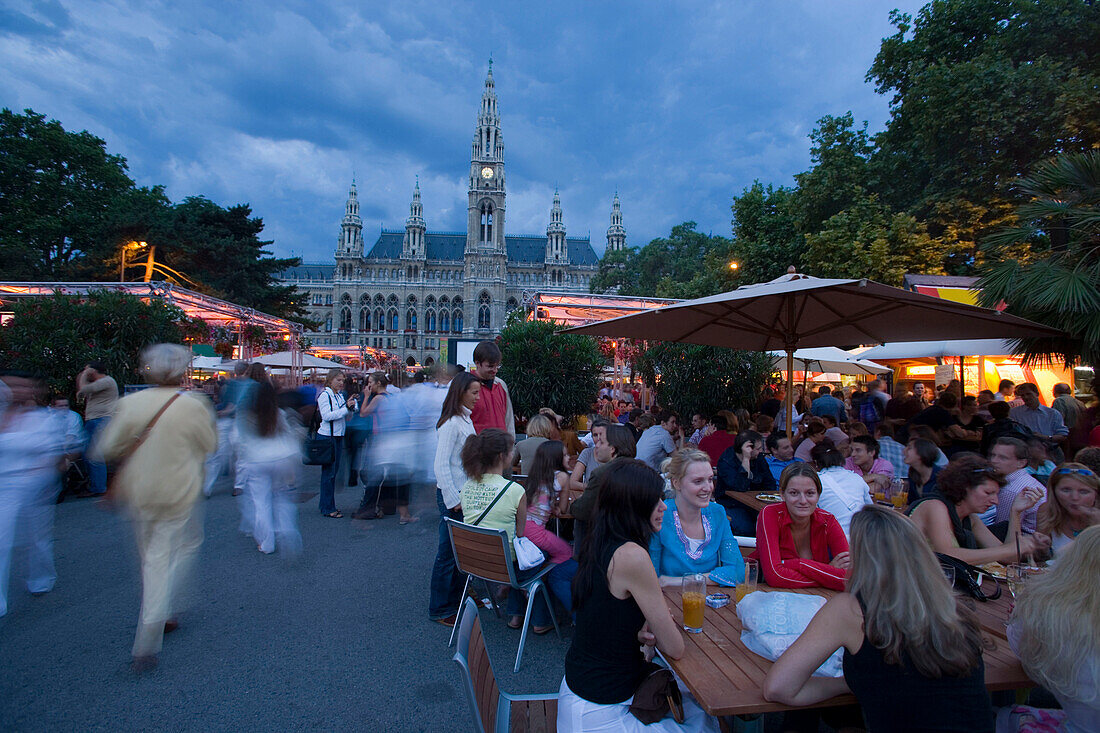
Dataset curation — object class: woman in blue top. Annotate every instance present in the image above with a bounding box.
[650,448,745,586]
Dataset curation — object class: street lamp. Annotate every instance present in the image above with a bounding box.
[119,241,148,281]
[729,261,739,271]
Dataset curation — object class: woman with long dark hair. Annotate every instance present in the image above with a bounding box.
[764,504,994,732]
[559,459,717,731]
[522,440,577,615]
[427,372,480,626]
[238,380,302,555]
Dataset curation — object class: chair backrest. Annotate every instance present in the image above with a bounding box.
[446,518,517,586]
[453,597,500,733]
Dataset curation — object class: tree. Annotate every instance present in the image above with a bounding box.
[977,150,1100,368]
[0,109,136,280]
[867,1,1100,221]
[801,196,950,285]
[0,290,189,397]
[729,181,803,284]
[590,222,736,299]
[496,318,606,422]
[792,113,875,235]
[636,343,774,418]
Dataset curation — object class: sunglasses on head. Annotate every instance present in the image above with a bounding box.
[1056,467,1096,477]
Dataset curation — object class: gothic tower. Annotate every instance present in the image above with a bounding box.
[401,179,426,280]
[465,60,508,335]
[545,189,567,288]
[606,192,626,253]
[335,180,363,282]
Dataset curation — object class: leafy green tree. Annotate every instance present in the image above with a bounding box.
[801,196,950,285]
[729,181,803,284]
[977,150,1100,368]
[497,319,606,422]
[0,109,136,280]
[793,113,875,235]
[0,290,189,397]
[867,1,1100,222]
[591,222,735,299]
[636,343,774,418]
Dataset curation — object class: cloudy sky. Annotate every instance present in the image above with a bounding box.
[1,0,923,264]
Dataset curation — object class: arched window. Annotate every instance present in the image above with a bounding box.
[406,356,417,367]
[339,307,352,330]
[480,201,494,243]
[440,310,450,333]
[406,308,417,330]
[426,309,436,332]
[506,297,518,314]
[425,357,435,366]
[324,315,333,332]
[453,309,463,332]
[389,309,399,331]
[359,308,370,331]
[374,308,384,331]
[477,292,491,330]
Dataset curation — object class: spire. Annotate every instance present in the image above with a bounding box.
[338,179,363,255]
[547,188,564,232]
[406,179,424,226]
[404,179,426,262]
[344,181,361,223]
[472,61,503,161]
[606,193,626,253]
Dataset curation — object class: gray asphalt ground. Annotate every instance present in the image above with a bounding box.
[0,466,569,732]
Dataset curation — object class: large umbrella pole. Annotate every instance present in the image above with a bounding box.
[785,348,795,440]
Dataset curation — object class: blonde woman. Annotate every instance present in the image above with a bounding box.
[1005,525,1100,732]
[516,413,556,475]
[764,504,994,732]
[649,448,744,586]
[1038,464,1100,557]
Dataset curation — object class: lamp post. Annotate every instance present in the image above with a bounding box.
[119,241,148,281]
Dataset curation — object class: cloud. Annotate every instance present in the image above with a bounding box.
[0,0,922,264]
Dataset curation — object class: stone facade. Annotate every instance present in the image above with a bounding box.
[280,63,627,367]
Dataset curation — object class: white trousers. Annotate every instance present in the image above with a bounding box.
[556,677,718,733]
[243,456,301,555]
[203,418,235,496]
[131,504,203,657]
[0,479,58,616]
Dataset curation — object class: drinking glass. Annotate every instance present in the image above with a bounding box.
[735,559,759,603]
[888,477,908,509]
[681,573,706,634]
[1006,563,1025,600]
[939,562,956,587]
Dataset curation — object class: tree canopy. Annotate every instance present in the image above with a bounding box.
[0,108,307,320]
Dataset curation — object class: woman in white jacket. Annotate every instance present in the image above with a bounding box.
[427,372,481,626]
[316,369,357,518]
[239,379,303,554]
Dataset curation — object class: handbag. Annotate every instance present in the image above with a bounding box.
[512,536,545,571]
[936,552,1002,602]
[106,392,182,499]
[302,393,337,466]
[628,665,684,725]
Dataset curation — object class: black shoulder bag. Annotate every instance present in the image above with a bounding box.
[302,392,337,466]
[936,552,1002,602]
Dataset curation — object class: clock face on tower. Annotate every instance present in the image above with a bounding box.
[480,166,494,179]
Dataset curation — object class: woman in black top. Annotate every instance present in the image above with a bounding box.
[715,430,775,535]
[764,504,995,732]
[559,459,717,732]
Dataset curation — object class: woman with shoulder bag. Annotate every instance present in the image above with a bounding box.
[316,369,357,518]
[559,459,717,732]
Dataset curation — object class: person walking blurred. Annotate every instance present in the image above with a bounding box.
[0,372,68,617]
[95,344,216,673]
[76,360,118,497]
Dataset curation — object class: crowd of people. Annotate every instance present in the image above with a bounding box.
[3,347,1099,730]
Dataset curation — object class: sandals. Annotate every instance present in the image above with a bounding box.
[507,616,522,629]
[399,515,419,525]
[324,511,343,518]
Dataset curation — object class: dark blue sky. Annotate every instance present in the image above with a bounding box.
[0,1,923,263]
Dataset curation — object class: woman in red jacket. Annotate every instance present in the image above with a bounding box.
[755,462,850,591]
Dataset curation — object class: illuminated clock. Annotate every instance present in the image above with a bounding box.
[480,166,494,179]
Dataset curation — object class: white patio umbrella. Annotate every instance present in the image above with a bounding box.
[857,339,1017,359]
[566,271,1062,438]
[769,346,891,376]
[190,355,230,371]
[250,351,348,370]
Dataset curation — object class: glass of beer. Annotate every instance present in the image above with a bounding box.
[735,559,759,603]
[889,477,908,509]
[681,573,706,634]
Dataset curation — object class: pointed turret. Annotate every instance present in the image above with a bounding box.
[402,178,427,267]
[606,192,626,253]
[545,189,567,288]
[337,180,363,256]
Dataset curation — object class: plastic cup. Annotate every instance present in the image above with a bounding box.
[681,573,706,633]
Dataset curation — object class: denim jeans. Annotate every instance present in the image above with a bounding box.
[83,416,110,495]
[428,490,464,620]
[318,437,342,514]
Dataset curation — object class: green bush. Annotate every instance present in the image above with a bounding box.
[497,319,606,423]
[0,290,188,398]
[636,343,774,418]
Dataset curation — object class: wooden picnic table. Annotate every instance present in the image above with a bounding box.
[661,579,1031,717]
[723,491,781,514]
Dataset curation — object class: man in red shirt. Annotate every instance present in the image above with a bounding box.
[699,414,737,467]
[468,341,514,437]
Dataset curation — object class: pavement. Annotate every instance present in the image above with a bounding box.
[0,467,570,732]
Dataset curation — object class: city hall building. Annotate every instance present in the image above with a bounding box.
[279,63,628,367]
